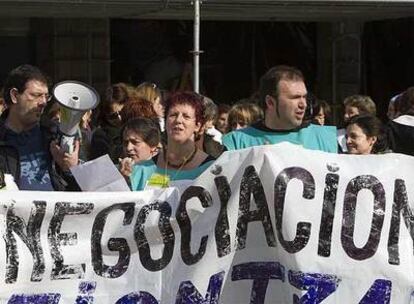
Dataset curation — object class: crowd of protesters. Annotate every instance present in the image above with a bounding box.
[0,63,413,191]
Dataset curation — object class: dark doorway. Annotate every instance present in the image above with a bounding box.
[0,36,34,87]
[111,19,317,104]
[363,18,414,120]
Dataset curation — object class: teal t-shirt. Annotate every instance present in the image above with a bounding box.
[222,122,338,153]
[130,156,215,191]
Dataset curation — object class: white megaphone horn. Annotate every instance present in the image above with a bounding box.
[53,81,100,153]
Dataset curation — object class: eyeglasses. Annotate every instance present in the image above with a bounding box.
[29,92,53,102]
[13,88,52,102]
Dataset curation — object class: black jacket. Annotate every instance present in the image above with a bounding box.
[89,124,123,164]
[388,116,414,156]
[203,134,226,158]
[0,110,79,191]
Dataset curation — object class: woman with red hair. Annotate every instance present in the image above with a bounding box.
[120,96,158,123]
[130,91,215,191]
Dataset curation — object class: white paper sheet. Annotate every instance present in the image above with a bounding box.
[70,154,131,191]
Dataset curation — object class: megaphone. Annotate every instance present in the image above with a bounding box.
[53,81,100,153]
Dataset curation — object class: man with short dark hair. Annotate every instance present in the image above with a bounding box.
[0,64,79,190]
[223,65,337,152]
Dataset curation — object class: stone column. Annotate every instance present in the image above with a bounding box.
[316,21,363,124]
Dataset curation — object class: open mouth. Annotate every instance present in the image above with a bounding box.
[295,111,305,119]
[172,127,184,132]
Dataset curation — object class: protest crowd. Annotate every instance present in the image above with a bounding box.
[2,63,414,303]
[0,63,412,191]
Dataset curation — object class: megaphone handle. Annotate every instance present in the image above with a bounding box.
[60,135,75,154]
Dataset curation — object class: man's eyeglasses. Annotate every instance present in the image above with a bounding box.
[13,88,53,102]
[28,92,53,102]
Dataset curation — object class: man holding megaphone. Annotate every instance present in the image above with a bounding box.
[0,64,80,191]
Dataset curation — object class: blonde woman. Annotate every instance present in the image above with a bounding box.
[135,82,165,131]
[227,102,263,131]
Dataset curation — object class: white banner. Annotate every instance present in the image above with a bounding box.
[1,142,414,303]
